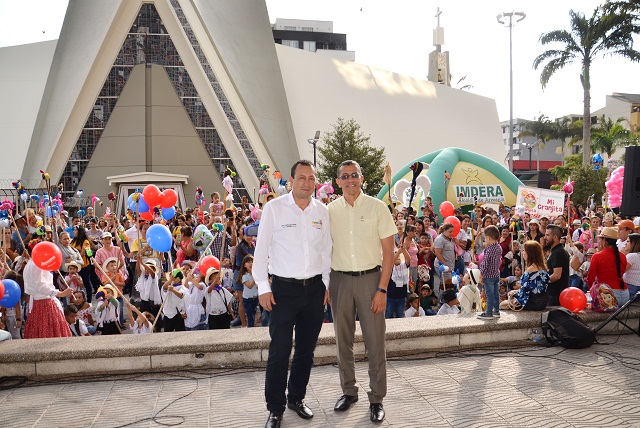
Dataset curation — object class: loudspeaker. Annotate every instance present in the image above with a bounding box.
[621,146,640,216]
[538,170,552,189]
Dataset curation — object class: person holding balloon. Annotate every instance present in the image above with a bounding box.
[1,271,24,339]
[23,242,73,339]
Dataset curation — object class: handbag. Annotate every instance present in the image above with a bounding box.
[507,289,523,311]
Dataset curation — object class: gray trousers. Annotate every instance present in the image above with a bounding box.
[329,270,386,403]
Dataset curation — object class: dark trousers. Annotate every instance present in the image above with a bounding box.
[265,277,325,414]
[208,313,231,330]
[79,266,94,302]
[163,313,186,332]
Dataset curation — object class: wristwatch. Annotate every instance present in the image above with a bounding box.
[376,287,387,294]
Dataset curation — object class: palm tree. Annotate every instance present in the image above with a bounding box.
[519,114,552,171]
[590,115,631,158]
[533,7,640,164]
[549,117,581,166]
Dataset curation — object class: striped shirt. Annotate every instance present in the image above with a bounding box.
[480,243,502,279]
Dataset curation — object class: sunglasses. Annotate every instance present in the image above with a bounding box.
[338,172,360,180]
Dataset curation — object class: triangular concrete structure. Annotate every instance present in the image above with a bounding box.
[77,64,224,201]
[21,0,298,203]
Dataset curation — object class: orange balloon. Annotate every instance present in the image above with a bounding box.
[162,189,178,207]
[200,255,220,273]
[444,215,461,237]
[559,287,587,313]
[32,241,63,271]
[439,201,455,218]
[142,184,161,207]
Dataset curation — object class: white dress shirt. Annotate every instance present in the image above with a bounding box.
[253,192,332,295]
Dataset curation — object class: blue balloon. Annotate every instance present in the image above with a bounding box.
[438,264,446,273]
[146,224,172,252]
[161,206,176,220]
[51,205,60,215]
[137,195,149,213]
[0,279,21,308]
[46,206,53,217]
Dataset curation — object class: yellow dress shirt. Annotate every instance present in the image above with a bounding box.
[328,192,397,271]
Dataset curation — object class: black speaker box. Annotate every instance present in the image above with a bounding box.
[538,171,552,189]
[621,146,640,216]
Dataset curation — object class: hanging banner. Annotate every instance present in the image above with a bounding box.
[517,186,565,219]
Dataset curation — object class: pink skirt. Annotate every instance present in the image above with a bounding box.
[24,299,72,339]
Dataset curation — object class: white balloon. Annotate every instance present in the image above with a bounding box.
[415,174,431,199]
[393,179,411,207]
[0,218,9,228]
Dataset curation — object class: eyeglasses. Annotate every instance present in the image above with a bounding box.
[338,172,360,180]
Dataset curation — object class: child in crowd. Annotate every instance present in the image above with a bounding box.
[125,300,154,334]
[499,283,508,302]
[64,304,91,337]
[1,270,24,339]
[477,225,502,320]
[387,244,410,319]
[72,290,96,335]
[501,265,522,290]
[64,261,85,294]
[184,265,208,331]
[209,192,224,217]
[404,293,425,317]
[237,254,258,327]
[419,285,437,316]
[437,289,460,315]
[458,269,483,314]
[161,269,188,332]
[135,257,162,314]
[580,248,596,283]
[205,266,234,329]
[102,257,126,326]
[95,284,120,335]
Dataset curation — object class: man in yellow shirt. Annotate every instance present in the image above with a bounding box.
[328,160,396,423]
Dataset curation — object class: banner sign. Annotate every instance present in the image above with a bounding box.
[454,184,506,204]
[517,186,565,219]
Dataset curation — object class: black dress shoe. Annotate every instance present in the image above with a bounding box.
[334,394,358,411]
[287,400,314,419]
[370,403,385,422]
[265,412,282,428]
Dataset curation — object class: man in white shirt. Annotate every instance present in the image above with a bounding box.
[254,160,332,428]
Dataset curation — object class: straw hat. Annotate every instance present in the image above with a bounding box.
[407,293,420,304]
[102,257,118,273]
[205,266,220,284]
[101,284,118,297]
[65,260,82,271]
[598,227,619,240]
[143,258,159,272]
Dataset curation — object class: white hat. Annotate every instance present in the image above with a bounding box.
[468,269,483,286]
[65,260,82,271]
[102,257,118,273]
[205,266,220,284]
[529,218,540,225]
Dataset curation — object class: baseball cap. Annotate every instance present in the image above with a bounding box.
[618,219,635,230]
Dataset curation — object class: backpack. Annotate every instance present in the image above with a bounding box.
[589,283,619,313]
[541,308,595,349]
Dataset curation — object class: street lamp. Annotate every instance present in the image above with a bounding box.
[524,141,539,171]
[308,130,320,166]
[497,11,526,173]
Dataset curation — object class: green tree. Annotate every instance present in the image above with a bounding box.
[549,154,608,205]
[533,6,640,164]
[317,118,386,196]
[548,117,581,165]
[519,114,553,171]
[590,115,630,157]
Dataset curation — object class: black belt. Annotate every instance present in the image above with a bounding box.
[335,266,381,276]
[272,274,322,286]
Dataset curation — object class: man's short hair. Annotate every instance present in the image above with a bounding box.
[546,224,563,240]
[337,160,361,177]
[484,225,500,240]
[290,159,314,178]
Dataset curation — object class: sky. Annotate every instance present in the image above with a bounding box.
[0,0,638,122]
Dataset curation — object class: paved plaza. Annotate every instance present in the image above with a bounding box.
[1,334,639,428]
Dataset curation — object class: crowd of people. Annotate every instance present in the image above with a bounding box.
[1,160,640,427]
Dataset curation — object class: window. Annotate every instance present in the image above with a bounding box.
[282,40,299,48]
[301,27,313,32]
[284,26,296,31]
[303,41,316,52]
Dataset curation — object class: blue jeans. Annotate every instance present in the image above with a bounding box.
[613,288,630,306]
[243,297,259,327]
[117,297,124,325]
[569,274,584,291]
[484,277,500,315]
[261,308,271,327]
[627,283,640,299]
[385,298,406,319]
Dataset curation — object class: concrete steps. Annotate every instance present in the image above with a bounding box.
[2,307,638,379]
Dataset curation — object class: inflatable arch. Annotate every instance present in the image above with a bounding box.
[377,148,523,220]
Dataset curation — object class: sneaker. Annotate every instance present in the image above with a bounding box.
[477,312,494,320]
[492,312,501,318]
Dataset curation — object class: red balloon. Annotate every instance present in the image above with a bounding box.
[32,241,63,271]
[162,189,178,208]
[439,201,455,218]
[444,215,461,237]
[559,287,587,313]
[0,280,4,301]
[142,184,161,207]
[200,255,220,273]
[140,210,154,221]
